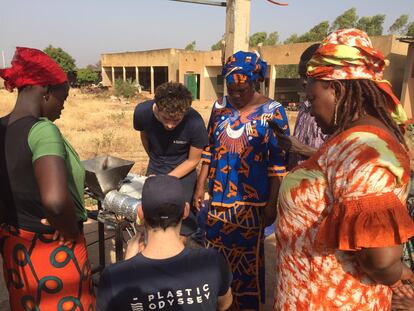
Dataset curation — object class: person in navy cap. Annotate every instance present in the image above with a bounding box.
[97,175,233,311]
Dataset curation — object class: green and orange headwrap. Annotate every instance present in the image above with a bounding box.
[307,28,408,126]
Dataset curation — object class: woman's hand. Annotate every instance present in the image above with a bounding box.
[272,130,317,158]
[273,131,293,152]
[193,186,206,211]
[391,264,414,299]
[392,294,414,310]
[40,218,77,247]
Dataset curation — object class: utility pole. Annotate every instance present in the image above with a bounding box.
[169,0,286,61]
[224,0,251,61]
[168,0,286,96]
[1,51,5,68]
[169,0,251,62]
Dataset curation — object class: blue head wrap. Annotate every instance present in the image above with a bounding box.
[222,51,267,84]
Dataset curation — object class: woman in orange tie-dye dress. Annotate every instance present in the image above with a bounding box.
[274,29,414,310]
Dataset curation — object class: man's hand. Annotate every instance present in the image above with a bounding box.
[125,232,145,260]
[40,218,76,247]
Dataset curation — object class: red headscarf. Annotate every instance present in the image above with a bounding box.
[0,47,67,92]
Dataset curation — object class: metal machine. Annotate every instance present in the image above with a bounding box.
[82,154,145,274]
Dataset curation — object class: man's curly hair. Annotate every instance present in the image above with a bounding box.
[154,82,192,116]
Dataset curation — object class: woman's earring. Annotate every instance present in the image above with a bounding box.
[333,103,338,127]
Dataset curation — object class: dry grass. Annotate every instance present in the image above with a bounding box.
[0,89,298,174]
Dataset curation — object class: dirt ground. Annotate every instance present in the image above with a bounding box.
[0,89,297,310]
[0,89,298,174]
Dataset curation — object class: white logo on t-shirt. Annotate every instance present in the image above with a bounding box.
[130,298,144,311]
[173,140,187,145]
[130,284,211,310]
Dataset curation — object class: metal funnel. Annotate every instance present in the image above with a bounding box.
[82,154,135,200]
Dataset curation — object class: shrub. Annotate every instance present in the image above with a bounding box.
[77,68,99,85]
[113,79,137,99]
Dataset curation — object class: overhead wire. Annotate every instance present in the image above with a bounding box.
[265,0,288,6]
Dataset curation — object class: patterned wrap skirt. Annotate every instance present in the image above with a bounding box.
[0,224,95,311]
[205,204,264,310]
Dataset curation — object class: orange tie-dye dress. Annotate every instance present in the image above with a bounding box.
[274,125,414,310]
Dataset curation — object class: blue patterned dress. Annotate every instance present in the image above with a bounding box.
[201,96,289,310]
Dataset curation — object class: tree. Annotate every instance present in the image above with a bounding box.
[356,14,386,36]
[86,61,101,72]
[284,34,299,44]
[77,68,99,85]
[184,41,196,51]
[249,32,267,47]
[249,31,279,47]
[356,17,371,34]
[331,8,358,31]
[276,65,299,78]
[211,35,225,51]
[282,22,329,44]
[211,40,223,51]
[43,45,76,73]
[265,32,279,45]
[299,21,330,42]
[407,22,414,36]
[389,14,409,34]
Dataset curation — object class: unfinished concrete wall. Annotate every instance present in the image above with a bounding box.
[401,42,414,119]
[101,49,181,93]
[178,50,222,101]
[101,35,408,101]
[386,37,409,98]
[258,35,407,101]
[101,67,112,85]
[204,66,223,100]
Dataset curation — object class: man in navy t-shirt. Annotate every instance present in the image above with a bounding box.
[97,175,233,311]
[133,82,209,238]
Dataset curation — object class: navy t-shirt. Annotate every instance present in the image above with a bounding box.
[96,248,232,311]
[133,100,208,176]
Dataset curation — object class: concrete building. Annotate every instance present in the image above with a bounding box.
[399,37,414,119]
[101,35,411,117]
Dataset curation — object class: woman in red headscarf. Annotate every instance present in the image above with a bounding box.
[0,47,95,310]
[273,29,414,310]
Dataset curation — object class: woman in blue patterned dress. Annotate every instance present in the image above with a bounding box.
[193,51,290,310]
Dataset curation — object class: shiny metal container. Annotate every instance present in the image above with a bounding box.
[102,190,141,222]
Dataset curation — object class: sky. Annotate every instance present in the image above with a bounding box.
[1,0,414,67]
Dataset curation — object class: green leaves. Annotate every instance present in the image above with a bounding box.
[77,68,99,85]
[185,41,196,51]
[249,31,279,47]
[43,45,76,74]
[389,15,409,35]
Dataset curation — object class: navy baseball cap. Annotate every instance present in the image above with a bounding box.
[142,175,185,221]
